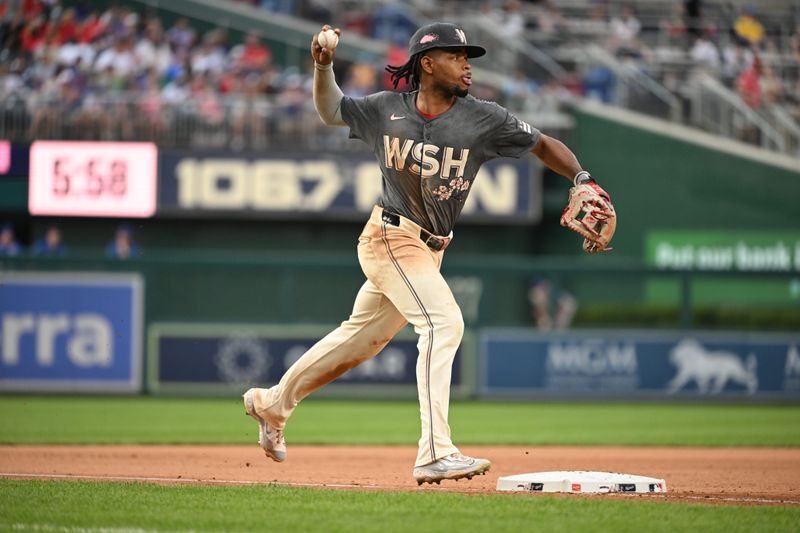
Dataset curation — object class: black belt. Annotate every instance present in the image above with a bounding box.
[381,211,451,252]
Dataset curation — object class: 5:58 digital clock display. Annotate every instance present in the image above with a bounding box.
[29,141,158,218]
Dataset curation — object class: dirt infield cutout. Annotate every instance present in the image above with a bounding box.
[2,445,799,506]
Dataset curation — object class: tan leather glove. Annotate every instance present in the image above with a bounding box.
[560,179,616,253]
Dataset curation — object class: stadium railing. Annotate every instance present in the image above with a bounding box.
[0,90,574,150]
[689,71,797,156]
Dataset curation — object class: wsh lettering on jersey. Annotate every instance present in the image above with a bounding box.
[383,136,470,179]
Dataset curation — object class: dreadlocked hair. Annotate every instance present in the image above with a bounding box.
[385,53,422,91]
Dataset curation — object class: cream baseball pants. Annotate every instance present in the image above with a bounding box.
[250,205,463,466]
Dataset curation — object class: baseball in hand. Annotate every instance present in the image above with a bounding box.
[318,29,339,50]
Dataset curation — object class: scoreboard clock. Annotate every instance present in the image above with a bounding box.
[29,141,157,217]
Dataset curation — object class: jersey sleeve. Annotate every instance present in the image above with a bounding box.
[484,108,541,160]
[340,92,386,146]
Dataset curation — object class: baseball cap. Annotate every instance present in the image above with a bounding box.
[408,22,486,59]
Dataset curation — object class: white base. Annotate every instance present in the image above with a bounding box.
[496,471,667,494]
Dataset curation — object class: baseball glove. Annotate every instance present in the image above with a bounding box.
[560,181,616,253]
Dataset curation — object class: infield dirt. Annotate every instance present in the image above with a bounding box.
[1,445,799,506]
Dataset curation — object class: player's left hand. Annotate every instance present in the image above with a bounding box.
[311,25,341,65]
[560,181,616,253]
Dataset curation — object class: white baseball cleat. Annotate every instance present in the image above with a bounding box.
[243,388,286,462]
[413,453,491,485]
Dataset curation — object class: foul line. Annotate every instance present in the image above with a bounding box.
[0,472,390,490]
[640,493,800,506]
[2,472,799,506]
[2,523,192,533]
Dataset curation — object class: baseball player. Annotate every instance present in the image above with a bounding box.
[244,22,616,485]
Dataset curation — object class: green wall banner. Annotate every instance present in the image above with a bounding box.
[645,230,800,306]
[647,231,800,272]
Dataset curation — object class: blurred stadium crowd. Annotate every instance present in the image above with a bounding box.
[0,0,323,151]
[0,0,798,151]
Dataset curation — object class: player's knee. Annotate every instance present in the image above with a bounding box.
[455,313,465,338]
[439,312,464,341]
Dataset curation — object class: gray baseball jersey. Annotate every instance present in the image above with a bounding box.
[341,91,541,236]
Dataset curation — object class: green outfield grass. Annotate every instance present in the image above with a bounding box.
[1,480,798,533]
[2,398,799,532]
[1,396,799,446]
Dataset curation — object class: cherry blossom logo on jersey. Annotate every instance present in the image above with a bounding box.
[431,177,471,202]
[420,33,439,44]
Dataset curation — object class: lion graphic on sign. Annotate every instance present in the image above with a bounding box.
[667,339,758,395]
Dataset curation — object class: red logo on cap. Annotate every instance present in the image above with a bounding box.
[420,34,439,44]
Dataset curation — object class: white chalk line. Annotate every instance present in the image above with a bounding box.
[0,472,389,490]
[2,523,194,533]
[2,472,799,506]
[641,493,800,506]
